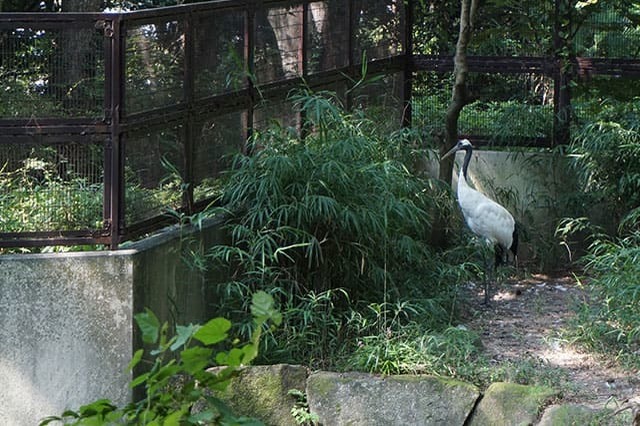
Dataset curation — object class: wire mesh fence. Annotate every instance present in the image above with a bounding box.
[412,71,555,147]
[124,18,185,115]
[574,6,640,59]
[0,1,406,248]
[0,0,638,249]
[192,111,246,206]
[193,10,247,98]
[0,140,104,233]
[411,0,640,149]
[0,21,105,119]
[307,1,350,73]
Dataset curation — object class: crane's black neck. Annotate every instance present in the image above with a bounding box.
[461,145,472,181]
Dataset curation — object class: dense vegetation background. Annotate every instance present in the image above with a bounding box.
[3,0,639,424]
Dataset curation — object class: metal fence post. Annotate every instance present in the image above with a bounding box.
[553,0,573,146]
[403,0,414,129]
[243,1,256,154]
[346,0,355,110]
[183,11,195,214]
[107,14,125,249]
[299,1,309,140]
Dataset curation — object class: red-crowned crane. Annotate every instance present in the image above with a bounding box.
[442,139,518,304]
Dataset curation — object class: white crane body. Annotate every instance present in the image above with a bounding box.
[457,176,515,254]
[442,139,518,303]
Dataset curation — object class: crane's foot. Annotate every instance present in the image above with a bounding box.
[482,280,492,305]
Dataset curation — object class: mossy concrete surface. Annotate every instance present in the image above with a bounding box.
[469,382,558,426]
[538,404,634,426]
[208,366,634,426]
[211,364,308,426]
[0,250,135,425]
[306,371,480,426]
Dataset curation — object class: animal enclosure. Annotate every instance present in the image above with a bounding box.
[0,0,638,249]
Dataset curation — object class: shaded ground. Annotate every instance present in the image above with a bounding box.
[459,273,640,410]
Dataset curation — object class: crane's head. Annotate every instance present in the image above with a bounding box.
[441,139,473,161]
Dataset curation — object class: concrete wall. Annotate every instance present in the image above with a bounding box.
[431,150,578,268]
[0,219,225,425]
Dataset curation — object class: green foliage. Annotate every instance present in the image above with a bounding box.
[348,323,483,378]
[412,94,553,147]
[568,96,640,228]
[213,89,441,300]
[288,389,319,426]
[191,89,478,371]
[40,291,281,426]
[567,233,640,365]
[560,96,640,369]
[414,0,640,59]
[481,355,570,390]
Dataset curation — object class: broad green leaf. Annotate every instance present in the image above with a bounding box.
[153,361,180,383]
[127,349,144,372]
[135,309,160,344]
[76,416,107,426]
[61,410,79,417]
[78,399,116,416]
[188,409,215,423]
[193,317,231,345]
[215,344,256,367]
[250,291,282,325]
[129,372,150,389]
[170,324,199,351]
[180,346,213,375]
[162,406,187,426]
[38,416,64,426]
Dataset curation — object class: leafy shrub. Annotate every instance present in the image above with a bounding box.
[560,97,640,367]
[0,156,103,233]
[199,89,476,370]
[568,96,640,228]
[570,231,640,361]
[412,90,553,146]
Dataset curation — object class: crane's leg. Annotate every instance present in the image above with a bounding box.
[482,243,494,305]
[483,255,493,305]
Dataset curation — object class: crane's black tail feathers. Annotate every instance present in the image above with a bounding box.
[495,223,519,269]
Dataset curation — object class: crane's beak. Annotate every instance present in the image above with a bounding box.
[441,145,459,161]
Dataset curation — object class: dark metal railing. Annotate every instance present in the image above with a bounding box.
[0,0,407,249]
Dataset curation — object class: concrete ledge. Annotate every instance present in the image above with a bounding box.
[0,217,225,425]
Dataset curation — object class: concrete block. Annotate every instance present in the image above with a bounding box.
[0,251,134,424]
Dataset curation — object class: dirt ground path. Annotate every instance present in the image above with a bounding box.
[459,273,640,410]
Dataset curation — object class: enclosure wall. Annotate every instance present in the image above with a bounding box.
[0,218,225,425]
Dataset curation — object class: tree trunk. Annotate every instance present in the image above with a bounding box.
[267,5,304,78]
[309,0,348,71]
[439,0,477,182]
[431,0,478,248]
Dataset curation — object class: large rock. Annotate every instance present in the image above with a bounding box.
[211,364,308,426]
[469,382,558,426]
[538,404,634,426]
[306,371,480,425]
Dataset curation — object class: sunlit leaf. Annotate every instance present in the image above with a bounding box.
[135,309,160,345]
[181,346,213,375]
[193,317,231,345]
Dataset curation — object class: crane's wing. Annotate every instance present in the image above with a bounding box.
[458,186,515,249]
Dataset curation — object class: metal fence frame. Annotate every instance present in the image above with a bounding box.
[0,0,408,249]
[1,0,639,249]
